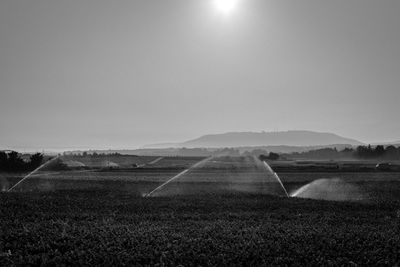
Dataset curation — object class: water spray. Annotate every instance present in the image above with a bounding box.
[262,161,289,197]
[148,157,163,165]
[290,183,311,197]
[7,155,60,192]
[289,178,366,201]
[144,157,211,197]
[136,157,164,168]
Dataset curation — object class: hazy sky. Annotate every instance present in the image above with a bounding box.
[1,0,400,151]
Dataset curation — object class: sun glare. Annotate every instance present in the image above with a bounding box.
[214,0,238,15]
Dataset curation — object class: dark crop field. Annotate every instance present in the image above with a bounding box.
[1,156,400,266]
[1,191,399,266]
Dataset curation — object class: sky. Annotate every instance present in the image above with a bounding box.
[1,0,400,151]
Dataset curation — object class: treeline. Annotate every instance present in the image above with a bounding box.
[286,145,400,160]
[355,145,400,159]
[259,152,280,161]
[0,151,44,172]
[66,151,126,157]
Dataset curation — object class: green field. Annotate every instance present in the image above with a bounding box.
[1,156,400,265]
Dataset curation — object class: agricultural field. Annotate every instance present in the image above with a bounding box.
[270,159,400,172]
[60,155,203,170]
[1,191,399,266]
[1,155,400,265]
[0,156,205,194]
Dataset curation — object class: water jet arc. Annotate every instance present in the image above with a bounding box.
[148,157,163,165]
[145,157,210,197]
[262,161,289,197]
[290,183,311,197]
[7,156,60,192]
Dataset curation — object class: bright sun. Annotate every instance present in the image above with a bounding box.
[214,0,239,15]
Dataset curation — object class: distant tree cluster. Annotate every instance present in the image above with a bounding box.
[259,152,280,161]
[0,151,44,172]
[287,147,353,160]
[67,151,125,157]
[285,145,400,160]
[355,145,400,159]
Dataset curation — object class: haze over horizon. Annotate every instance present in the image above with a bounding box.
[1,0,400,151]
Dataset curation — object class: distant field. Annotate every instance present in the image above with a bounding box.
[1,156,286,197]
[62,155,158,168]
[270,159,400,172]
[145,156,205,169]
[279,171,400,183]
[1,156,400,201]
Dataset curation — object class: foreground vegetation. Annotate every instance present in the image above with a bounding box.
[0,191,399,266]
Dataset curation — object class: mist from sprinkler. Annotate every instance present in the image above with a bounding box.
[7,155,60,192]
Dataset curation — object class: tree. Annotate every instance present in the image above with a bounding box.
[259,152,280,161]
[7,151,25,171]
[356,145,373,158]
[0,151,7,170]
[385,145,398,159]
[30,153,43,169]
[268,152,280,160]
[341,147,354,153]
[374,145,385,157]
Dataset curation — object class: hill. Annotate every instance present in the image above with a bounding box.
[174,130,363,148]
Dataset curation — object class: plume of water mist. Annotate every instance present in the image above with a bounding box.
[63,160,86,168]
[144,157,211,197]
[7,155,60,192]
[0,177,10,192]
[262,161,289,197]
[102,160,120,169]
[290,178,365,201]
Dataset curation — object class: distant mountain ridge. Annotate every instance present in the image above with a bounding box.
[144,130,363,148]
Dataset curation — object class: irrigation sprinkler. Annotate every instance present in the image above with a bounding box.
[144,157,211,197]
[7,156,60,192]
[262,161,290,197]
